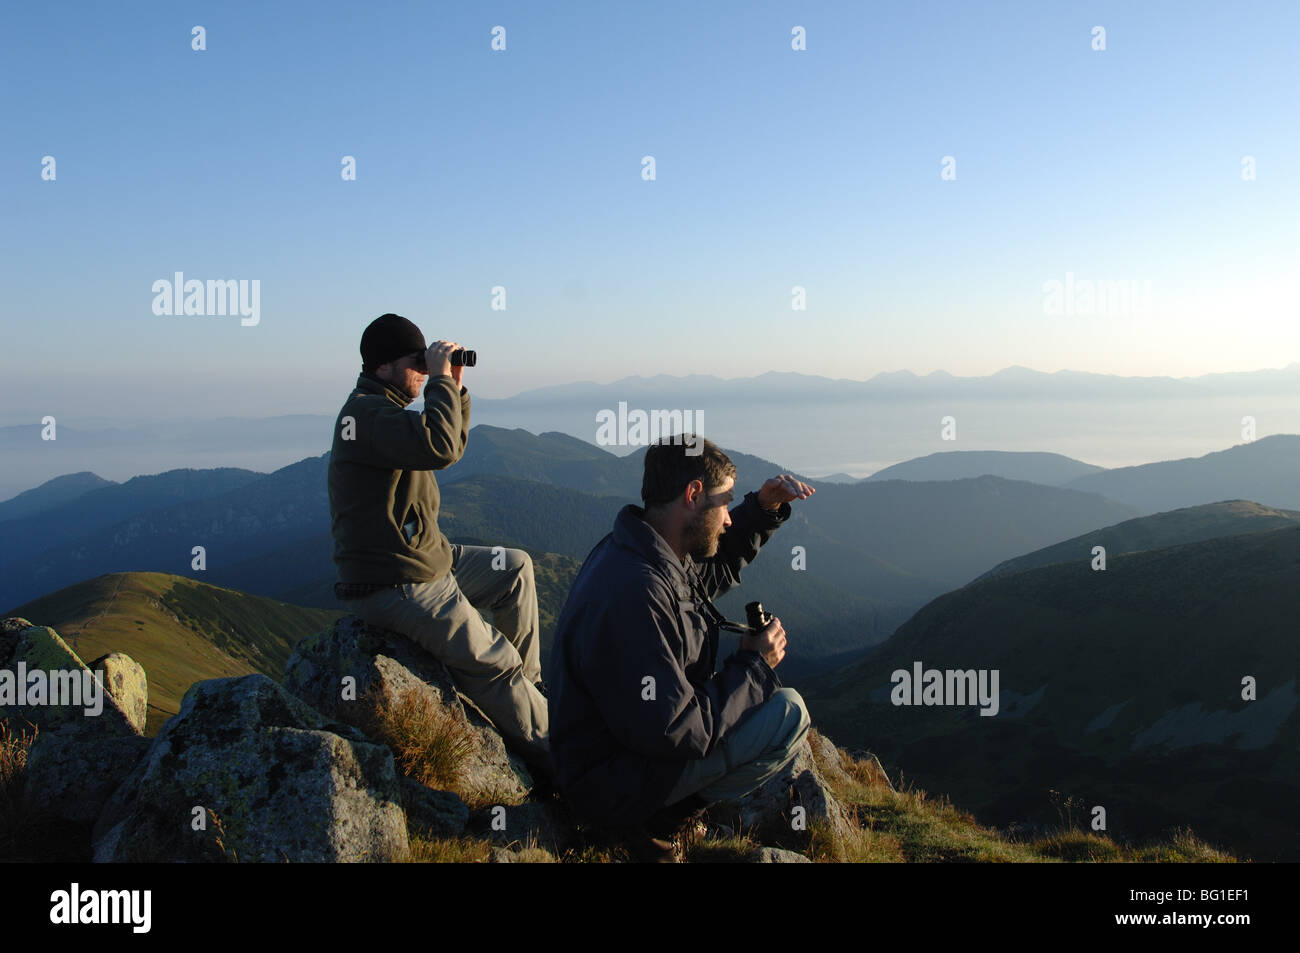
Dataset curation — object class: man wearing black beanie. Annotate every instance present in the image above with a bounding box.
[327,313,551,786]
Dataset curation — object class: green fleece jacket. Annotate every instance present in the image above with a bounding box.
[328,370,470,584]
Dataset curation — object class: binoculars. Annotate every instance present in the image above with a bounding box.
[414,347,477,370]
[745,601,774,631]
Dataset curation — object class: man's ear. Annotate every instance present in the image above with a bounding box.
[683,479,705,508]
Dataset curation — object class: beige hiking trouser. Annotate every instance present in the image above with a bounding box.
[345,543,550,778]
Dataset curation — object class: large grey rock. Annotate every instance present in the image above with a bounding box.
[92,674,409,863]
[283,615,532,804]
[709,737,854,847]
[24,731,151,824]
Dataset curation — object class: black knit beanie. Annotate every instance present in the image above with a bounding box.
[360,313,426,372]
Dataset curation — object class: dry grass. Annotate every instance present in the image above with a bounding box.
[405,830,557,863]
[358,685,477,796]
[0,718,36,857]
[406,832,493,862]
[811,734,1238,864]
[1032,825,1234,863]
[0,718,32,799]
[0,718,88,861]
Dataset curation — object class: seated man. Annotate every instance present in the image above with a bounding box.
[548,435,816,860]
[328,312,551,785]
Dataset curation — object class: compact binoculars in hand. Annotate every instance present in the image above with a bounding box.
[746,601,774,631]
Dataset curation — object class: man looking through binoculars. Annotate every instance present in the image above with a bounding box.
[327,312,551,787]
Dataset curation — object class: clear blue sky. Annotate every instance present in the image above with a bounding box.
[2,0,1296,421]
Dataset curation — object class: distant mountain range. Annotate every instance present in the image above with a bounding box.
[5,363,1297,500]
[3,427,1299,678]
[478,362,1300,404]
[0,430,1145,672]
[820,437,1300,513]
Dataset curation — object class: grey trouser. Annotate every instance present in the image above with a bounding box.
[344,543,550,776]
[664,687,811,805]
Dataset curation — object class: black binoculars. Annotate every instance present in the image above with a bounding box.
[414,347,477,370]
[746,601,774,631]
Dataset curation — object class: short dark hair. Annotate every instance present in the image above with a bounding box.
[641,436,736,507]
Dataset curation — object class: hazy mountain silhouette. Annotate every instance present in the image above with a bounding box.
[865,450,1104,486]
[1063,434,1300,512]
[977,500,1300,580]
[0,471,114,522]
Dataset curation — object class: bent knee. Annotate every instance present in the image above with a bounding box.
[771,687,811,741]
[501,547,533,579]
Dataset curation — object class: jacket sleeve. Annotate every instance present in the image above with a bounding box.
[362,376,471,471]
[579,575,780,760]
[692,490,791,601]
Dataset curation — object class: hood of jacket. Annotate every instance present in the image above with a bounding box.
[608,503,695,601]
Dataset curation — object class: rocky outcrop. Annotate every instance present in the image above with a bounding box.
[3,614,879,864]
[710,736,855,847]
[92,674,409,863]
[400,777,469,838]
[0,620,141,735]
[282,615,533,803]
[2,618,151,825]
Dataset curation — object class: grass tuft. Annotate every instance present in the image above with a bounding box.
[358,685,477,797]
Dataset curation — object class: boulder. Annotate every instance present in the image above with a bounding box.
[709,737,854,847]
[87,653,149,735]
[92,674,408,863]
[747,846,811,863]
[283,615,533,804]
[400,778,469,838]
[24,731,151,825]
[0,621,139,736]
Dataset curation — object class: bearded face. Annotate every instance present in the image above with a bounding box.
[682,492,730,559]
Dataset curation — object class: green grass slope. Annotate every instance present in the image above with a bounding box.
[6,572,340,734]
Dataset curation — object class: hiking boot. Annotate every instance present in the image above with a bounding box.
[644,794,710,839]
[624,828,682,863]
[640,794,711,861]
